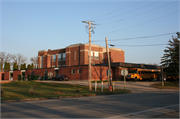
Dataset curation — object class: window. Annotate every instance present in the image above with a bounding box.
[94,51,99,59]
[53,55,56,62]
[63,53,66,61]
[58,54,61,61]
[71,69,75,74]
[62,64,65,67]
[41,56,43,68]
[31,71,35,75]
[78,69,81,74]
[58,62,61,67]
[91,51,93,59]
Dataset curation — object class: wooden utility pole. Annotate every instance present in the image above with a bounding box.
[162,67,164,86]
[105,37,112,91]
[88,21,92,91]
[82,20,98,91]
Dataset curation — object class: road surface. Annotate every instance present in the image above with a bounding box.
[1,81,179,118]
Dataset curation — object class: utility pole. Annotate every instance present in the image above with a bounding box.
[82,20,97,91]
[105,37,112,91]
[162,67,164,86]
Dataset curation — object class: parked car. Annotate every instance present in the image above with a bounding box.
[52,75,69,81]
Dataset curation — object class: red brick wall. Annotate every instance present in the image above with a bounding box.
[58,66,88,80]
[4,71,10,80]
[91,66,109,81]
[110,49,124,63]
[26,68,55,77]
[13,70,21,81]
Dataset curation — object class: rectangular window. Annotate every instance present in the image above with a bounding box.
[53,55,56,62]
[63,53,66,61]
[44,70,48,76]
[41,56,43,68]
[62,64,65,67]
[94,51,99,59]
[71,69,75,74]
[91,51,93,59]
[58,54,61,61]
[31,71,34,75]
[78,69,81,74]
[58,62,61,67]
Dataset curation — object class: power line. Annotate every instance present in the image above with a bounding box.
[110,43,167,47]
[92,32,176,42]
[100,1,176,25]
[95,10,179,36]
[91,0,146,20]
[96,0,161,22]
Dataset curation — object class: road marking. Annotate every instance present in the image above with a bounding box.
[109,104,179,119]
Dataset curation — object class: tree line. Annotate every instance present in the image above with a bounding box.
[0,53,38,71]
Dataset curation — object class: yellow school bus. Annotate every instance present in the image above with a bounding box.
[126,68,160,81]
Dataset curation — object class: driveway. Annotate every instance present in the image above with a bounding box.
[37,80,178,93]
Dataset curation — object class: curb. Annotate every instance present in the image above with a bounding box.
[1,92,129,103]
[1,94,98,103]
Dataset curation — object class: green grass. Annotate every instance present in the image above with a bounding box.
[1,81,131,101]
[91,80,109,83]
[150,81,179,89]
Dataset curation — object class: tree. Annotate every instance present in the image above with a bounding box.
[11,53,27,70]
[160,36,179,84]
[27,64,31,69]
[0,63,2,70]
[31,63,34,69]
[4,62,10,71]
[0,52,11,70]
[13,63,18,70]
[30,56,38,69]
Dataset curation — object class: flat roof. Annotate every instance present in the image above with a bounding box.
[98,62,161,69]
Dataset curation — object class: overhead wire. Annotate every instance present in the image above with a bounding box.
[109,43,167,47]
[95,10,179,36]
[96,0,161,22]
[91,0,146,20]
[92,32,176,42]
[100,1,176,25]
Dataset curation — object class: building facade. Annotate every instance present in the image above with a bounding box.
[1,43,125,81]
[38,43,124,68]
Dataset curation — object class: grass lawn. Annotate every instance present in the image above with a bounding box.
[1,81,131,101]
[150,81,179,89]
[91,80,109,83]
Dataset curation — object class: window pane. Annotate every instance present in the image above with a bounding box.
[53,55,56,62]
[94,51,99,59]
[63,53,66,61]
[58,54,61,61]
[91,51,93,59]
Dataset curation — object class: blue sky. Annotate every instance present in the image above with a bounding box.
[1,0,179,65]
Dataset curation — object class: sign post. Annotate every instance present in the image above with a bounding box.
[101,78,103,92]
[121,69,128,90]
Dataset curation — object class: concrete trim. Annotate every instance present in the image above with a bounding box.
[38,50,47,53]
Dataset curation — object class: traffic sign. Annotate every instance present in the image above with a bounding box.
[121,69,128,76]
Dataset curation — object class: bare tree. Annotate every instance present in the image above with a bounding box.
[11,53,28,69]
[0,52,12,70]
[30,56,38,68]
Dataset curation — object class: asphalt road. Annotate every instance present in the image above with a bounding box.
[1,81,179,118]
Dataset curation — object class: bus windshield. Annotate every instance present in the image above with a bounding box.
[129,70,137,73]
